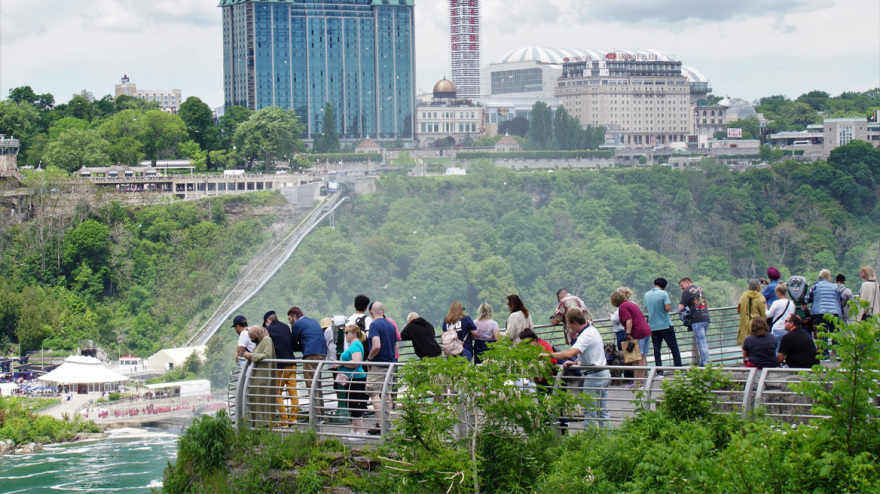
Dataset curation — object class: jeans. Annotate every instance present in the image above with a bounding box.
[651,327,683,367]
[691,322,711,365]
[583,369,611,428]
[771,329,786,354]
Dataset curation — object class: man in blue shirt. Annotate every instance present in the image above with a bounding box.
[288,307,328,421]
[645,278,682,370]
[365,301,398,434]
[762,267,781,309]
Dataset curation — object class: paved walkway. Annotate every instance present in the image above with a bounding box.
[42,393,91,419]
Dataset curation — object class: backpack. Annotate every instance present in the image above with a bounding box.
[354,315,367,333]
[441,321,464,356]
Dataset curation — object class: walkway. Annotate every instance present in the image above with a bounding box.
[42,393,92,420]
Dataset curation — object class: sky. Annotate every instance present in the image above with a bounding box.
[1,0,878,110]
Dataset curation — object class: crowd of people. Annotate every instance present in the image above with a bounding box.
[234,269,875,434]
[84,401,198,420]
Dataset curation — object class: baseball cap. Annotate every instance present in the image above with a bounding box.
[232,315,247,327]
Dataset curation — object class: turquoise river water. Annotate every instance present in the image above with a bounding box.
[0,428,178,493]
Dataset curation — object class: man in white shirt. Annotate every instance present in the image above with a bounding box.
[345,294,373,351]
[233,315,255,365]
[544,308,611,428]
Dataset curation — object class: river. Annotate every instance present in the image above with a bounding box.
[0,428,178,493]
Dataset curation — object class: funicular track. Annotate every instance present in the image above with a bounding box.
[187,193,348,347]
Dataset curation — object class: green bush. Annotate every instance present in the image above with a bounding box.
[108,392,120,402]
[164,409,234,493]
[658,364,738,421]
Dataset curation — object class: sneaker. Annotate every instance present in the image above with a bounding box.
[367,428,381,436]
[362,411,376,418]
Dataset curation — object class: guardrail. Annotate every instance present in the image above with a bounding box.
[228,358,836,443]
[227,305,868,442]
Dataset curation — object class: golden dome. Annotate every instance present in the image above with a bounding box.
[433,77,457,99]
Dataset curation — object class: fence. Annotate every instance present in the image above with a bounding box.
[225,306,843,443]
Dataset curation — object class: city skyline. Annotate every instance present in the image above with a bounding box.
[1,0,878,111]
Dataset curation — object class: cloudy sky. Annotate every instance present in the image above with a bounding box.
[1,0,877,110]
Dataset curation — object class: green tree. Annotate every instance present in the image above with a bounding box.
[47,117,89,141]
[796,90,831,111]
[233,106,305,172]
[312,102,340,153]
[65,94,93,122]
[217,105,252,150]
[16,287,46,352]
[178,96,214,150]
[42,128,111,173]
[62,219,111,273]
[498,115,529,137]
[525,101,553,149]
[139,110,187,165]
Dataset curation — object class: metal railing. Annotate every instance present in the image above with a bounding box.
[227,306,860,442]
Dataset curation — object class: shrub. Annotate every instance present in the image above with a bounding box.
[658,364,738,421]
[164,409,234,493]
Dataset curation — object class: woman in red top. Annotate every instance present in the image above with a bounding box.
[611,287,650,380]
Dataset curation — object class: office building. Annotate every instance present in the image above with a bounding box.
[415,78,483,146]
[114,75,182,112]
[450,0,480,99]
[219,0,416,142]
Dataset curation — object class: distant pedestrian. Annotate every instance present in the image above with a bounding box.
[762,267,782,309]
[858,265,880,321]
[441,301,479,362]
[737,280,767,346]
[836,274,853,324]
[777,315,819,369]
[742,318,778,369]
[678,278,711,365]
[288,307,327,420]
[644,278,682,370]
[263,311,298,424]
[474,303,499,343]
[611,287,650,381]
[400,312,442,359]
[766,283,795,353]
[365,302,398,435]
[232,315,255,365]
[502,295,533,345]
[550,289,587,345]
[243,325,276,428]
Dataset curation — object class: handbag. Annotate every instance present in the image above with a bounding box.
[334,372,350,385]
[622,338,642,364]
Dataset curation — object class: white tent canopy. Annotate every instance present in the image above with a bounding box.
[39,356,128,393]
[0,382,18,396]
[145,379,211,397]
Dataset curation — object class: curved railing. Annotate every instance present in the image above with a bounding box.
[226,305,855,442]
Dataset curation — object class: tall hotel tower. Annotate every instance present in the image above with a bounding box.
[449,0,480,99]
[219,0,416,141]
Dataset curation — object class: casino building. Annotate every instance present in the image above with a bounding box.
[219,0,416,142]
[481,47,713,147]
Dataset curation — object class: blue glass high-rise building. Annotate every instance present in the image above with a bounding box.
[219,0,416,141]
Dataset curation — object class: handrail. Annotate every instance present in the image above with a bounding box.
[230,355,863,442]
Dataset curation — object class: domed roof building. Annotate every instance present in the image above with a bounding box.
[433,77,457,100]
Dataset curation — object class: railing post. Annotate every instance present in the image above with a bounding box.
[643,367,659,410]
[236,360,253,430]
[307,360,325,430]
[379,363,395,437]
[741,367,758,420]
[753,368,771,414]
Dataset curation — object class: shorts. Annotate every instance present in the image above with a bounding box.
[366,368,386,394]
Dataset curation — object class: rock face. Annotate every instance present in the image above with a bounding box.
[0,439,14,456]
[16,442,43,454]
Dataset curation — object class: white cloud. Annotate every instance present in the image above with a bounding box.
[83,0,144,33]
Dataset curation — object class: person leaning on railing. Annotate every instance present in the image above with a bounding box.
[541,308,611,429]
[337,324,369,439]
[242,325,276,428]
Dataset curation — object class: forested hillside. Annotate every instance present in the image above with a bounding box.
[242,140,880,328]
[0,186,288,357]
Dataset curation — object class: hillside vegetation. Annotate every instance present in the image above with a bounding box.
[0,186,288,357]
[243,140,880,327]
